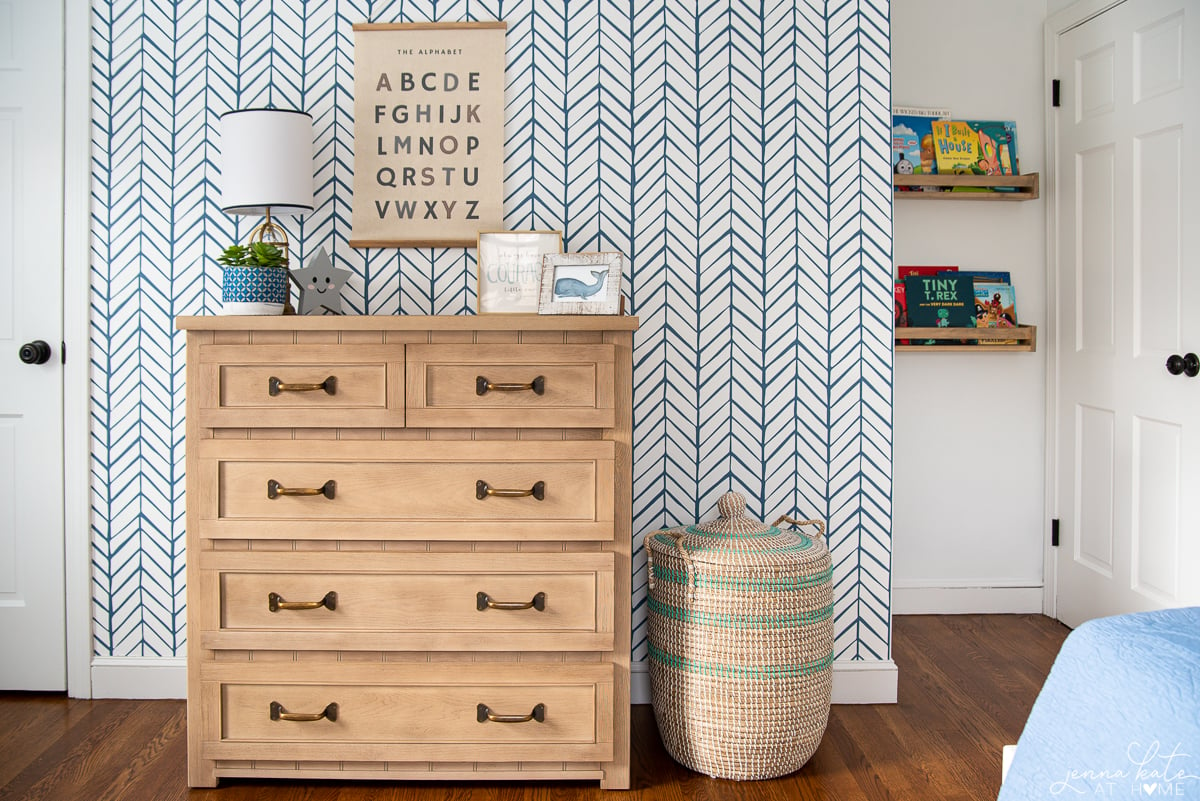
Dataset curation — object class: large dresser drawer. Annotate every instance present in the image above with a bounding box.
[202,663,615,763]
[194,344,405,428]
[406,344,616,428]
[196,440,616,541]
[200,552,615,652]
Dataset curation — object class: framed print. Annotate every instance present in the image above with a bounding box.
[538,252,624,315]
[349,22,507,247]
[476,230,562,313]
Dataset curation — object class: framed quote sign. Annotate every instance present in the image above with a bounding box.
[476,230,562,314]
[350,22,507,248]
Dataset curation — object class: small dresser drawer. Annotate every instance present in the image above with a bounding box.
[194,344,405,428]
[196,440,616,541]
[201,552,615,652]
[406,344,615,428]
[204,663,615,763]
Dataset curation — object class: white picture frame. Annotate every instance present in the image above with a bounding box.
[476,230,563,314]
[538,252,624,315]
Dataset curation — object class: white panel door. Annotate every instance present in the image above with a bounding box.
[1054,0,1200,627]
[0,0,66,689]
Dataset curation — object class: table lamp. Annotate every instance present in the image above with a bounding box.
[218,108,314,266]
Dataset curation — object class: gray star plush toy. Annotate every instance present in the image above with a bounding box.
[291,247,351,315]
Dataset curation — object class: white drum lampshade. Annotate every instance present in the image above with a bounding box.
[219,108,314,217]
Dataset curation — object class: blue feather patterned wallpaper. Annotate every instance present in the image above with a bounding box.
[89,1,893,664]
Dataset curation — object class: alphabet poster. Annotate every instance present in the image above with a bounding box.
[350,22,507,247]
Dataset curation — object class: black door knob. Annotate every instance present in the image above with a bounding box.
[18,340,52,365]
[1166,352,1199,378]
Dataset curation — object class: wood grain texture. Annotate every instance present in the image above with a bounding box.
[0,615,1069,801]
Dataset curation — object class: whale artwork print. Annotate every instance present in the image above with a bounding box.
[538,252,624,314]
[553,269,608,300]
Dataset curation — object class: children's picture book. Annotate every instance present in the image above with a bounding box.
[973,282,1018,345]
[964,120,1019,175]
[931,120,982,175]
[904,274,976,343]
[898,265,957,279]
[891,123,921,177]
[892,107,950,179]
[942,269,1011,286]
[894,281,909,344]
[900,268,964,340]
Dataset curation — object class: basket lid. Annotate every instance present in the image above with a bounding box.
[654,491,826,554]
[645,491,829,582]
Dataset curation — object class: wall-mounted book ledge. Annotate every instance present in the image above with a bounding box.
[895,325,1037,352]
[894,173,1039,200]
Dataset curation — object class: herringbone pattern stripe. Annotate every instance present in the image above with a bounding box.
[89,0,892,667]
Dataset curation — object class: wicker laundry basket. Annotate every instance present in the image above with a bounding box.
[645,491,833,780]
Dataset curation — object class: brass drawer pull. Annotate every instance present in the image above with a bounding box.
[267,479,336,500]
[476,480,545,501]
[270,701,338,722]
[477,591,546,612]
[269,591,337,613]
[269,375,337,396]
[477,702,545,724]
[475,375,545,396]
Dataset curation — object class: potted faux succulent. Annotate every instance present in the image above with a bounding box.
[217,241,290,315]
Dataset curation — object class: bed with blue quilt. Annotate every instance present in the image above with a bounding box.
[998,607,1200,800]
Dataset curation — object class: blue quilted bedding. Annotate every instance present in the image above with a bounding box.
[998,607,1200,800]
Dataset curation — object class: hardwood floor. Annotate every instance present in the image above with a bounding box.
[0,615,1068,801]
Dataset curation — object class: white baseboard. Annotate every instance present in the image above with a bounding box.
[830,659,898,703]
[632,658,897,705]
[893,582,1044,615]
[90,657,186,699]
[95,657,897,704]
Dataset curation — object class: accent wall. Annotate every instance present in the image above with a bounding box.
[89,1,893,676]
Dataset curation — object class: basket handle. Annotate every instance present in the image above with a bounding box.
[661,530,698,605]
[645,542,655,591]
[644,529,698,603]
[773,515,826,539]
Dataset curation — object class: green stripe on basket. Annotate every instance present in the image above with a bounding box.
[684,525,783,539]
[647,597,834,629]
[650,564,833,591]
[647,642,834,679]
[653,531,815,553]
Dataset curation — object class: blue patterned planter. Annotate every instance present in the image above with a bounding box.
[220,265,288,315]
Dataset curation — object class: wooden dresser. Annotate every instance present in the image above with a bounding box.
[177,315,637,789]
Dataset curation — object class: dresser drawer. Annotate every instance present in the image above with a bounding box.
[202,663,615,763]
[194,344,405,428]
[406,344,615,428]
[196,440,616,541]
[200,552,615,652]
[221,460,596,520]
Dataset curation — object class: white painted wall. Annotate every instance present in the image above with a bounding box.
[891,0,1049,614]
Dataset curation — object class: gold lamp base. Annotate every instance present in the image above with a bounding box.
[246,207,292,266]
[246,207,300,314]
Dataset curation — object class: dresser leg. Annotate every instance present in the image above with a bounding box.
[187,687,218,787]
[188,760,218,789]
[601,763,631,790]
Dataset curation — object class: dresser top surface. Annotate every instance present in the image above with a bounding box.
[176,314,640,333]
